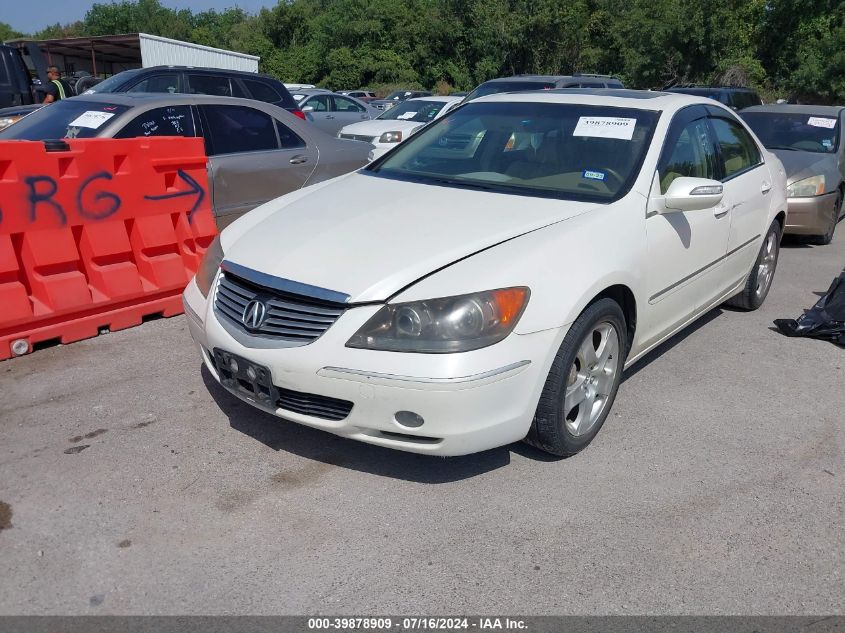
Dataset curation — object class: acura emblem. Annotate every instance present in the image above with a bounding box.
[242,300,267,329]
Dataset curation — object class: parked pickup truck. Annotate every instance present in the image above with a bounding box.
[0,45,35,108]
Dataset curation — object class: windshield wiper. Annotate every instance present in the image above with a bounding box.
[427,177,501,192]
[765,145,798,151]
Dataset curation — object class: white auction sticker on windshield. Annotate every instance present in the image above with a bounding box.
[573,116,637,140]
[807,116,837,129]
[68,111,115,129]
[397,111,417,120]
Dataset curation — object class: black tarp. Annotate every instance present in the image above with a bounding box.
[774,271,845,346]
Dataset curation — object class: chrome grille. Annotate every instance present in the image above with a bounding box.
[215,272,346,343]
[277,387,353,421]
[340,133,377,143]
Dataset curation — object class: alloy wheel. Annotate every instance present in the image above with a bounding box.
[563,321,621,437]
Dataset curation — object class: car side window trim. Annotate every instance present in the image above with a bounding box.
[198,104,283,156]
[655,104,715,192]
[707,114,765,183]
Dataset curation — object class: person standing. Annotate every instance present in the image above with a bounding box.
[42,66,74,104]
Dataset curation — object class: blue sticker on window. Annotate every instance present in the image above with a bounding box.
[822,139,833,148]
[582,169,606,181]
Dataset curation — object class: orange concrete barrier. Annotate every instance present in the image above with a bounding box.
[0,137,216,360]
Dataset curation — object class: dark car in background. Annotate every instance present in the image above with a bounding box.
[0,44,36,109]
[463,74,624,103]
[664,85,762,111]
[336,90,377,103]
[81,66,306,119]
[370,90,433,111]
[741,104,844,244]
[0,93,370,229]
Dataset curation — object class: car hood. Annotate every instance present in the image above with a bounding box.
[771,149,838,186]
[223,173,595,303]
[340,119,424,137]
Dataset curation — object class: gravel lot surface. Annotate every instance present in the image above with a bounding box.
[1,234,843,615]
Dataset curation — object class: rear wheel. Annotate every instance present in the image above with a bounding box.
[524,298,627,457]
[725,219,781,311]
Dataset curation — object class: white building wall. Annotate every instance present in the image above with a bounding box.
[138,33,259,72]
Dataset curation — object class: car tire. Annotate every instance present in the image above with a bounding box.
[524,298,627,457]
[810,192,842,246]
[725,219,781,311]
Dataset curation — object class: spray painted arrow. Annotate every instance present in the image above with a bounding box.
[143,169,206,223]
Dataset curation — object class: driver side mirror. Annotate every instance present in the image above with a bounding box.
[301,105,314,113]
[662,177,724,212]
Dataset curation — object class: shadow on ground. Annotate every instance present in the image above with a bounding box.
[202,306,727,481]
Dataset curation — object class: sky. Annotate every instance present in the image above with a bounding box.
[4,0,277,34]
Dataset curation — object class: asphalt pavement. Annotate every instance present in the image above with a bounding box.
[1,233,843,615]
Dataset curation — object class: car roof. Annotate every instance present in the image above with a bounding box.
[294,88,334,95]
[667,86,756,93]
[741,104,844,116]
[59,92,284,109]
[474,88,722,112]
[482,74,618,84]
[406,95,462,103]
[138,65,275,79]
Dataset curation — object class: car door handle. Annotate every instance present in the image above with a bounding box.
[761,181,772,194]
[289,155,308,165]
[325,115,335,119]
[714,203,730,218]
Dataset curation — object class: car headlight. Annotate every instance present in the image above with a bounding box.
[346,287,529,353]
[195,235,224,298]
[379,131,403,143]
[787,174,825,198]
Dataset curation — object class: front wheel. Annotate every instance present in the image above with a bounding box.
[524,298,627,457]
[810,192,842,246]
[725,219,781,311]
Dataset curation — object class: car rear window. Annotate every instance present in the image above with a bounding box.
[741,111,840,154]
[242,79,282,103]
[464,81,556,102]
[369,101,658,203]
[0,100,130,140]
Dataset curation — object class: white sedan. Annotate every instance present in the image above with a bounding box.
[184,90,787,457]
[338,96,462,159]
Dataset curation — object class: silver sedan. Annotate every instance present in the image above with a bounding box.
[0,93,372,229]
[291,88,379,136]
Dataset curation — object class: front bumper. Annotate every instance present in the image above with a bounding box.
[784,191,839,235]
[183,277,564,456]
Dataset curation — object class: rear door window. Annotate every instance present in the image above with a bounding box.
[306,94,332,111]
[188,74,238,97]
[333,95,365,112]
[242,79,282,103]
[710,117,763,178]
[200,104,279,155]
[127,74,180,94]
[275,119,305,149]
[114,105,196,139]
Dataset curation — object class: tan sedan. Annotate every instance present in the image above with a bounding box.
[742,105,845,245]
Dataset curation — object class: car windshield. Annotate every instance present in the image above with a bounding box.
[368,101,658,202]
[741,111,840,154]
[0,100,130,140]
[464,81,556,102]
[81,70,137,94]
[384,91,415,100]
[377,100,449,122]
